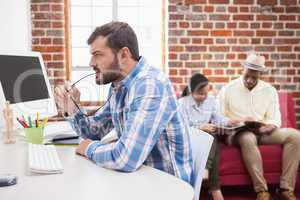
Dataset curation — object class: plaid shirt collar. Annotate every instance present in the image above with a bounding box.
[187,95,204,110]
[119,56,146,90]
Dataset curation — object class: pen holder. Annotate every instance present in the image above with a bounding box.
[24,127,44,144]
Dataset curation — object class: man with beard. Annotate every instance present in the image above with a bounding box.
[218,54,300,200]
[54,22,193,185]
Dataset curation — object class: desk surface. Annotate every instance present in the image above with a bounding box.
[0,139,194,200]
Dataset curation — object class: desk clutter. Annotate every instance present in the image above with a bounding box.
[13,112,64,174]
[16,112,48,129]
[15,113,79,145]
[16,112,48,144]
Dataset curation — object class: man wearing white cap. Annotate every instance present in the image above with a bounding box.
[218,53,300,200]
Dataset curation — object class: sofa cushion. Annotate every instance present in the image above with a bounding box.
[219,145,284,176]
[219,92,300,185]
[278,92,297,128]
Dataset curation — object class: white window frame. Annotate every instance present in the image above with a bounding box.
[68,0,166,102]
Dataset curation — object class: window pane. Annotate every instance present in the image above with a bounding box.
[71,6,92,26]
[140,6,161,26]
[93,6,113,27]
[71,27,91,47]
[142,46,162,68]
[118,0,140,6]
[72,48,91,67]
[93,0,113,6]
[71,0,92,6]
[137,27,159,46]
[118,7,139,27]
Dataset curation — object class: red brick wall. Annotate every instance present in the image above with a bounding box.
[30,0,66,88]
[168,0,300,128]
[30,0,300,127]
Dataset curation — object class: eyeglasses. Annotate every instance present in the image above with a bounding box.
[65,72,112,117]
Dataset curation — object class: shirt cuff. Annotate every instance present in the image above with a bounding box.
[64,110,82,121]
[85,141,102,159]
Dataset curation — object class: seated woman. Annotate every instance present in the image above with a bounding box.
[178,73,239,200]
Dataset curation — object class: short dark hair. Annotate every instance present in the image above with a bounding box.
[87,21,139,61]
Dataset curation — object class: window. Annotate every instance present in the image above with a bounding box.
[69,0,165,102]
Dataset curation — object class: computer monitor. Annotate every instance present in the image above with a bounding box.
[0,51,57,129]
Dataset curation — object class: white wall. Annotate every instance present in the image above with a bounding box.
[0,0,31,131]
[0,0,31,51]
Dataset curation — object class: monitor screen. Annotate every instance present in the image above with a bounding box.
[0,55,49,104]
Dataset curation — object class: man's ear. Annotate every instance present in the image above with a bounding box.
[119,47,131,60]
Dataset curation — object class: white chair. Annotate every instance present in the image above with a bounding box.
[189,127,214,200]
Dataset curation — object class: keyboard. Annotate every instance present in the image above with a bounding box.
[28,143,63,174]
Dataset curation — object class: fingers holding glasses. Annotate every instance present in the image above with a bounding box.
[63,82,80,103]
[54,85,66,114]
[54,83,80,116]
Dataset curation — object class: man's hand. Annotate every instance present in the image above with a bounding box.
[76,139,93,157]
[200,123,217,133]
[259,124,277,135]
[242,116,256,122]
[228,119,242,126]
[54,82,80,116]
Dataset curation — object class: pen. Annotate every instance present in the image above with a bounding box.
[42,117,48,128]
[21,118,29,128]
[22,115,27,125]
[28,116,33,128]
[36,112,40,127]
[17,117,29,128]
[16,117,25,128]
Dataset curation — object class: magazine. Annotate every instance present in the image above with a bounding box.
[215,121,266,135]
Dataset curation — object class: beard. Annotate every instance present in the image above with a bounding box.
[243,80,257,90]
[95,55,122,85]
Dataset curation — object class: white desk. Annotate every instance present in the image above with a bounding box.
[0,139,194,200]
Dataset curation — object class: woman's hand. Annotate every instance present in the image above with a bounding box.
[200,123,217,133]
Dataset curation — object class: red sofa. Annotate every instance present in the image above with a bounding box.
[219,92,300,191]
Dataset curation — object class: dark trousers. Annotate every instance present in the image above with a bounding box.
[205,134,221,191]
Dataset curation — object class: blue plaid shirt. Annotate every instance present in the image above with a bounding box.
[68,57,193,184]
[178,95,229,128]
